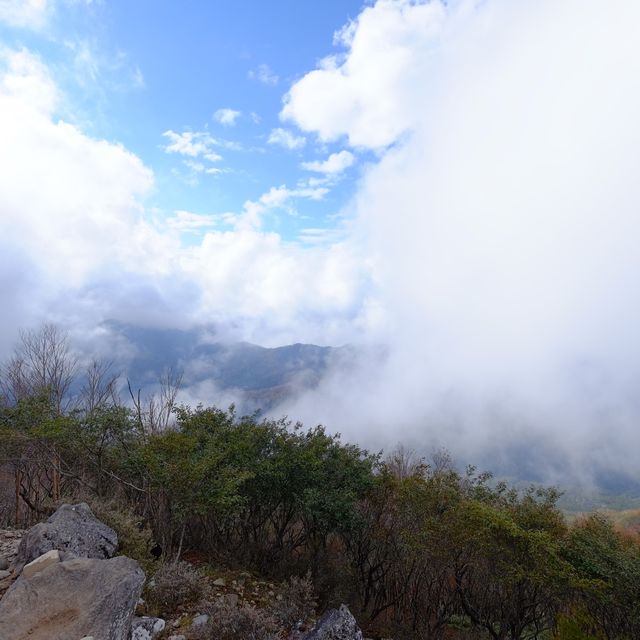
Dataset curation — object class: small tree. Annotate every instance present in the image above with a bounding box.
[563,514,640,639]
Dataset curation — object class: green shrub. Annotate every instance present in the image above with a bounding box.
[86,497,155,575]
[554,612,604,640]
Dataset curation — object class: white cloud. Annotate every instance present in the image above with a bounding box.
[281,0,446,148]
[234,184,329,230]
[0,48,58,114]
[0,0,49,29]
[0,46,368,354]
[277,0,640,481]
[298,227,346,245]
[185,229,364,343]
[61,38,145,93]
[213,107,241,126]
[166,211,220,233]
[162,130,223,178]
[0,48,159,290]
[267,127,306,150]
[249,63,278,86]
[183,159,205,173]
[302,150,354,174]
[162,130,216,157]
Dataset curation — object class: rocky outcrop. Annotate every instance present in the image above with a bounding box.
[0,555,144,640]
[304,604,363,640]
[0,504,145,640]
[12,502,118,572]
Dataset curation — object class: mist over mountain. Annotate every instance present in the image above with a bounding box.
[95,321,348,416]
[68,321,638,499]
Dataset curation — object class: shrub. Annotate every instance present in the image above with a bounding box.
[194,600,279,640]
[145,560,204,614]
[87,497,155,575]
[270,573,316,630]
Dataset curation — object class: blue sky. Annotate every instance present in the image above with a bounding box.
[0,0,368,243]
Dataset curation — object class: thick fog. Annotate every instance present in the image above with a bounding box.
[276,0,640,485]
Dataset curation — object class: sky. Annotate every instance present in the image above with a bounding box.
[0,0,374,350]
[3,0,640,481]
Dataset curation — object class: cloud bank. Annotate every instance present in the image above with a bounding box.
[0,47,368,354]
[277,0,640,484]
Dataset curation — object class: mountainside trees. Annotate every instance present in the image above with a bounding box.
[2,325,640,639]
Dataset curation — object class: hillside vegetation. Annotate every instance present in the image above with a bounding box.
[2,326,640,639]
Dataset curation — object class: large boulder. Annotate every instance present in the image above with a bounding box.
[0,555,144,640]
[12,503,118,572]
[304,604,364,640]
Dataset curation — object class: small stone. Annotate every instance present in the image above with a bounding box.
[212,577,226,587]
[0,570,10,580]
[131,616,166,640]
[191,614,209,629]
[22,549,60,578]
[152,619,165,634]
[303,604,363,640]
[131,629,151,640]
[168,636,186,640]
[0,558,9,570]
[223,593,239,607]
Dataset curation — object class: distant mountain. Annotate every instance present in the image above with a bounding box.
[101,322,343,414]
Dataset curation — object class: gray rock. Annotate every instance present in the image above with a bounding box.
[131,616,165,640]
[0,558,8,570]
[131,628,151,640]
[212,577,226,586]
[167,636,186,640]
[0,555,144,640]
[12,503,118,572]
[0,569,10,580]
[22,549,60,578]
[191,613,210,628]
[222,592,239,607]
[304,604,363,640]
